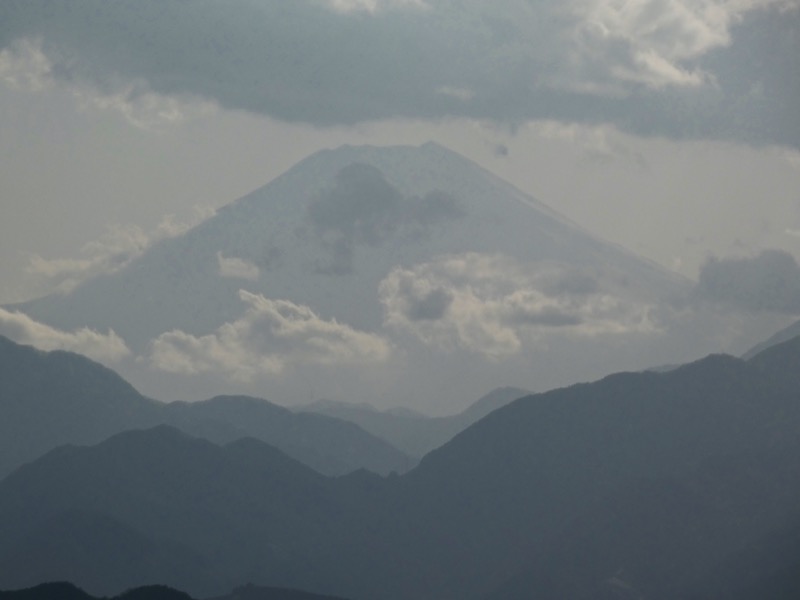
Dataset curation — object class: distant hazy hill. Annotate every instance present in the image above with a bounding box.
[3,338,800,599]
[298,386,529,457]
[164,395,415,476]
[0,335,412,478]
[741,318,800,359]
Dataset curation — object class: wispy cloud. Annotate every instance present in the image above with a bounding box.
[0,308,130,362]
[26,208,214,295]
[217,252,260,282]
[326,0,428,13]
[0,37,215,130]
[149,290,391,380]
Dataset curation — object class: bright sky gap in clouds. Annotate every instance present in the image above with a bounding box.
[1,0,799,410]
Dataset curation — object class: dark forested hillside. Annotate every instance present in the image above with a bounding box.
[2,337,800,599]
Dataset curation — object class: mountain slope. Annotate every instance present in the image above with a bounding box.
[0,335,413,478]
[164,395,415,475]
[741,319,800,359]
[13,143,685,349]
[0,335,162,478]
[299,386,529,457]
[380,337,800,598]
[4,339,800,599]
[6,142,692,408]
[0,427,358,597]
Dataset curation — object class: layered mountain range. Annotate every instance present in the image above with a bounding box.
[0,335,414,478]
[2,332,800,599]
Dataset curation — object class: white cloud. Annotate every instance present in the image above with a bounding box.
[563,0,794,91]
[149,290,391,380]
[380,253,658,359]
[217,252,260,282]
[26,207,214,295]
[71,78,218,131]
[0,37,53,91]
[0,308,130,362]
[326,0,428,13]
[0,36,215,130]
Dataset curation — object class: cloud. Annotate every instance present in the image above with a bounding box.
[26,207,214,295]
[0,308,130,362]
[0,0,796,145]
[0,36,214,129]
[326,0,428,13]
[217,252,260,282]
[379,253,657,358]
[149,290,391,380]
[306,163,464,274]
[0,36,52,91]
[694,249,800,313]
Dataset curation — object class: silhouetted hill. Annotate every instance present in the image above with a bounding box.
[384,340,800,598]
[0,508,221,596]
[0,426,376,596]
[0,582,94,600]
[0,336,413,477]
[0,582,350,600]
[299,386,529,457]
[0,335,163,478]
[4,339,800,599]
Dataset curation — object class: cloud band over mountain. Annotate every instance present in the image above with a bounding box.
[0,0,797,146]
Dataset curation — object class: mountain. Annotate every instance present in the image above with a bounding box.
[0,335,413,478]
[741,318,800,359]
[0,334,162,478]
[0,582,352,600]
[164,395,415,476]
[6,142,691,409]
[4,338,800,599]
[389,337,800,599]
[298,386,529,457]
[0,427,361,598]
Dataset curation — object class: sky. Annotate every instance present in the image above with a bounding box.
[1,0,800,411]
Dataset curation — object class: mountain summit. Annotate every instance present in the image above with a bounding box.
[10,143,691,408]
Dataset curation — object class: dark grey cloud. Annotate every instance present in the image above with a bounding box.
[695,250,800,314]
[0,0,797,146]
[307,163,463,274]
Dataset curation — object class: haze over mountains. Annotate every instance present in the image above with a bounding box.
[6,141,774,413]
[2,333,800,599]
[297,386,529,457]
[0,335,414,479]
